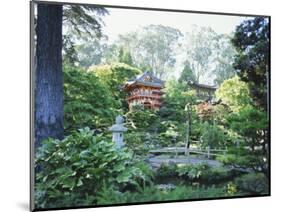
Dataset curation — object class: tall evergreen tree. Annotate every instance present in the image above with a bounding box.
[232,17,269,111]
[35,4,63,147]
[178,61,197,84]
[34,3,107,147]
[118,47,134,66]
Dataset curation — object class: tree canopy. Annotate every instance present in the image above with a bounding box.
[232,17,269,111]
[178,62,197,84]
[106,25,183,79]
[215,76,251,112]
[62,5,109,68]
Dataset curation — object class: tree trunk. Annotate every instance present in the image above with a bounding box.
[35,4,63,147]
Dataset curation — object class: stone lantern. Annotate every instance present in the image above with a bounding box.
[109,115,128,148]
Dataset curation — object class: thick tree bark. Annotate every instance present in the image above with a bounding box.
[35,4,63,147]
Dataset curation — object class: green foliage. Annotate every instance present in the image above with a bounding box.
[215,75,269,175]
[125,132,159,157]
[175,163,232,183]
[118,47,134,66]
[89,63,141,109]
[213,103,231,125]
[125,107,158,130]
[158,120,185,147]
[124,106,163,151]
[63,65,120,133]
[134,161,155,184]
[218,147,267,174]
[63,30,108,68]
[96,185,228,205]
[232,17,269,110]
[227,105,268,141]
[176,163,235,184]
[157,163,178,178]
[176,163,208,180]
[63,5,108,38]
[90,63,141,88]
[157,163,232,183]
[226,182,237,195]
[109,25,183,79]
[225,105,268,173]
[200,166,233,183]
[63,35,79,66]
[161,79,197,121]
[200,122,228,149]
[62,5,108,67]
[212,34,237,85]
[36,7,271,208]
[178,62,197,84]
[157,79,198,147]
[35,128,151,208]
[164,79,197,107]
[184,26,218,83]
[234,173,269,195]
[75,34,107,68]
[216,76,251,112]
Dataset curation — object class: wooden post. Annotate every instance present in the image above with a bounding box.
[224,146,228,156]
[185,120,190,156]
[207,146,210,159]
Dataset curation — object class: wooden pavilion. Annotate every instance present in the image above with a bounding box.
[123,72,164,110]
[187,80,217,102]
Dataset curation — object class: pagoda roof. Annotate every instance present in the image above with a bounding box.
[124,71,164,88]
[188,80,217,90]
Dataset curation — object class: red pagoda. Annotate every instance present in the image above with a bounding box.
[123,72,164,110]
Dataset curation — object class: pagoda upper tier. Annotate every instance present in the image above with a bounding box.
[123,72,165,110]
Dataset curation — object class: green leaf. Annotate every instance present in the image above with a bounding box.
[77,178,83,187]
[116,172,132,183]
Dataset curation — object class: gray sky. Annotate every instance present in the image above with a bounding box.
[103,8,247,43]
[102,7,249,83]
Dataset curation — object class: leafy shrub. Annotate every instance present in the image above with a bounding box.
[125,132,158,157]
[226,182,237,195]
[234,173,269,195]
[133,161,155,187]
[176,163,209,180]
[35,128,151,209]
[160,80,197,124]
[96,185,228,205]
[63,66,121,134]
[218,152,249,167]
[125,107,158,130]
[225,105,269,174]
[218,146,268,175]
[196,102,215,121]
[156,163,178,178]
[215,76,251,113]
[200,122,228,149]
[200,166,233,182]
[157,120,186,147]
[89,63,142,109]
[213,103,231,125]
[175,163,233,183]
[227,105,268,142]
[89,63,141,91]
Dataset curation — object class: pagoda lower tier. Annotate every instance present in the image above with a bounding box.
[127,95,162,110]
